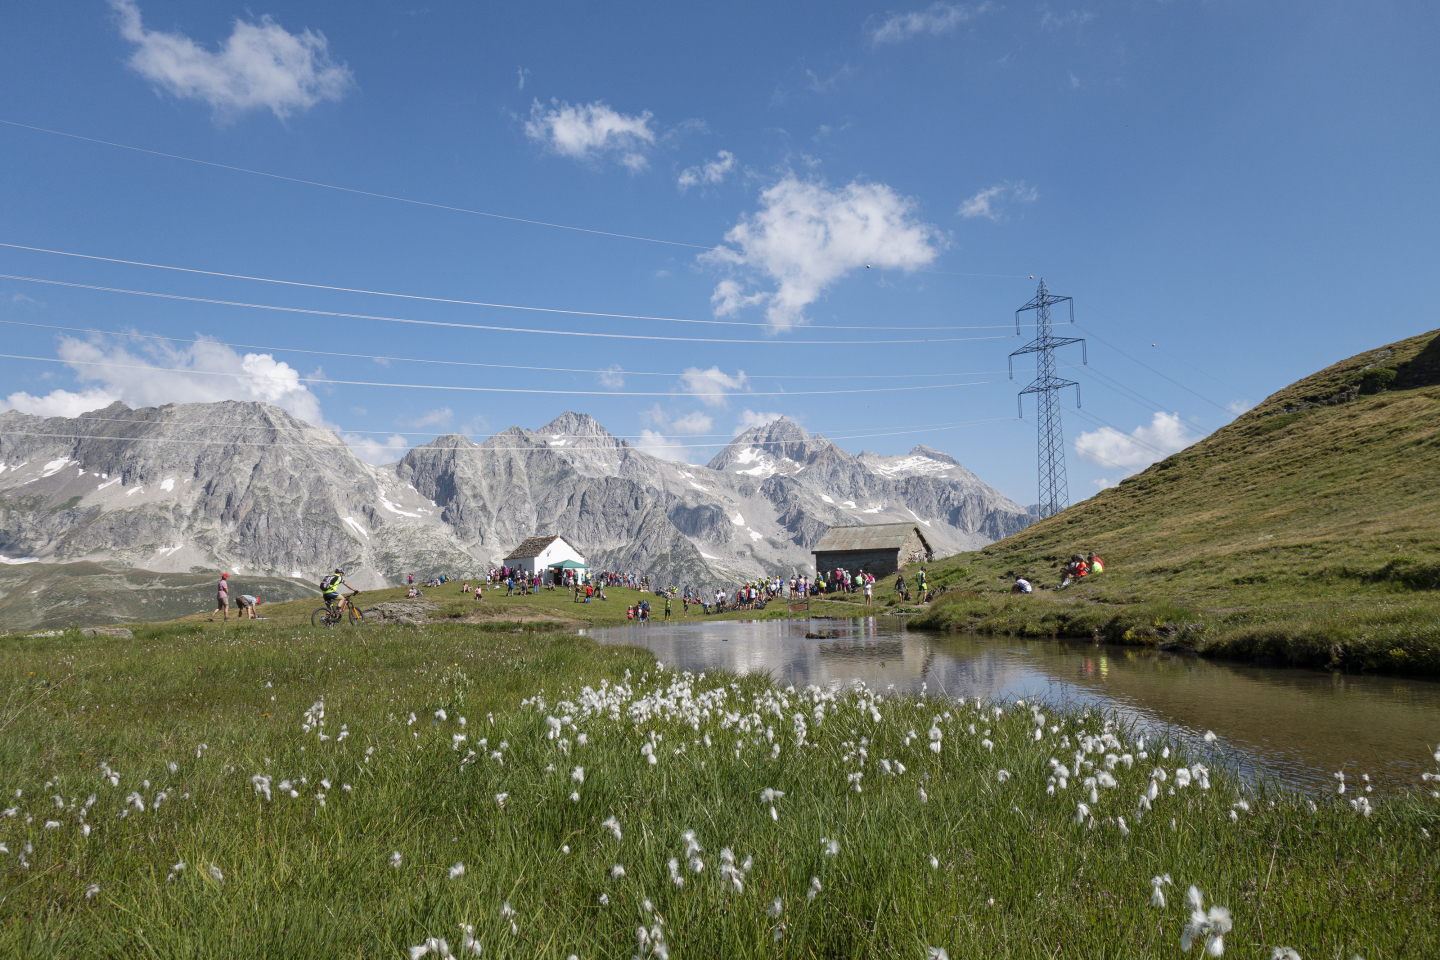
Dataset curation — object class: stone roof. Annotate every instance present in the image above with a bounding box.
[812,523,930,555]
[502,534,586,561]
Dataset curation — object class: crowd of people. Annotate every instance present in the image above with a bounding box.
[394,564,926,617]
[1011,550,1106,594]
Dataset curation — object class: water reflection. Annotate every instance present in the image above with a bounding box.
[581,617,1440,795]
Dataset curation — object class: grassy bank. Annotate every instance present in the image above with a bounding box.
[908,328,1440,677]
[2,621,1435,958]
[161,580,891,631]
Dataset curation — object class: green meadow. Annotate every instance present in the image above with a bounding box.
[1,620,1435,958]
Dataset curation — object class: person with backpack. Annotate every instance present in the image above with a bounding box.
[320,569,357,618]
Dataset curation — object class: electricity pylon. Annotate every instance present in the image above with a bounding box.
[1009,278,1086,519]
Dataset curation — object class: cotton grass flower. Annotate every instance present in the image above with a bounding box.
[494,793,508,809]
[823,838,840,857]
[1180,885,1232,956]
[449,863,465,879]
[1271,949,1302,960]
[996,769,1010,782]
[1204,730,1218,743]
[1150,874,1172,907]
[611,864,626,879]
[928,948,950,960]
[207,864,224,884]
[572,766,585,783]
[808,876,822,901]
[928,855,939,869]
[84,884,100,899]
[603,814,623,840]
[768,898,783,919]
[918,786,928,804]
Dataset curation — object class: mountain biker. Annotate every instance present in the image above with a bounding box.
[321,568,357,616]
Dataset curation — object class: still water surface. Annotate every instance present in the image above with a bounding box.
[582,617,1440,795]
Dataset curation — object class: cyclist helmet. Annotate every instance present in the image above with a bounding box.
[335,568,345,574]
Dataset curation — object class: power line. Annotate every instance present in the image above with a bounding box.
[1074,296,1251,397]
[0,274,1015,346]
[0,412,1017,442]
[0,319,1013,381]
[0,352,1010,397]
[0,242,1020,332]
[0,417,1016,451]
[0,120,710,250]
[1073,322,1230,412]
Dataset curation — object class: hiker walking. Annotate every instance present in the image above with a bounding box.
[208,573,230,622]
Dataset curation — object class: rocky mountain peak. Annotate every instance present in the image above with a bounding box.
[534,411,625,446]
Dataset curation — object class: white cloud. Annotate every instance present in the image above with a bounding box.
[680,367,748,408]
[734,410,786,436]
[1040,8,1096,30]
[1225,399,1255,417]
[2,387,120,419]
[397,408,453,429]
[635,406,714,464]
[6,335,405,463]
[1075,412,1198,474]
[517,67,530,90]
[524,99,656,170]
[678,151,736,192]
[341,433,408,464]
[108,0,353,120]
[598,365,625,389]
[702,175,941,331]
[959,181,1039,220]
[870,2,994,43]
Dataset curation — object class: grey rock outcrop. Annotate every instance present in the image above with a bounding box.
[1,403,1032,597]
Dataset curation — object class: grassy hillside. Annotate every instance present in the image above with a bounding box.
[910,327,1440,676]
[0,562,318,632]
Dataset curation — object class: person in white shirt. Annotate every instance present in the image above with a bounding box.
[1012,578,1033,594]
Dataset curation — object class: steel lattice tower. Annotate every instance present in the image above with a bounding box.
[1009,279,1086,519]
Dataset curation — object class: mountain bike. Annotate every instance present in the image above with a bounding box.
[312,591,365,628]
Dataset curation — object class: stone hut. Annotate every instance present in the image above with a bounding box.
[812,523,933,578]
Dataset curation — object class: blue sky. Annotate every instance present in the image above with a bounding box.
[1,0,1435,503]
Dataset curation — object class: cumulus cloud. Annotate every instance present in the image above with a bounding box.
[598,365,625,389]
[397,408,453,429]
[1075,412,1198,476]
[702,175,941,331]
[108,0,353,120]
[635,405,715,464]
[734,410,786,435]
[2,387,121,419]
[3,335,405,463]
[870,2,994,43]
[680,367,748,408]
[524,99,656,170]
[959,181,1039,220]
[678,151,736,192]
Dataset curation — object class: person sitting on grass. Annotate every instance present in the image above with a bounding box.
[236,594,262,619]
[1087,551,1105,575]
[1011,577,1034,595]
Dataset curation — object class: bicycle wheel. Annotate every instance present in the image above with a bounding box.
[346,604,365,626]
[312,607,334,628]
